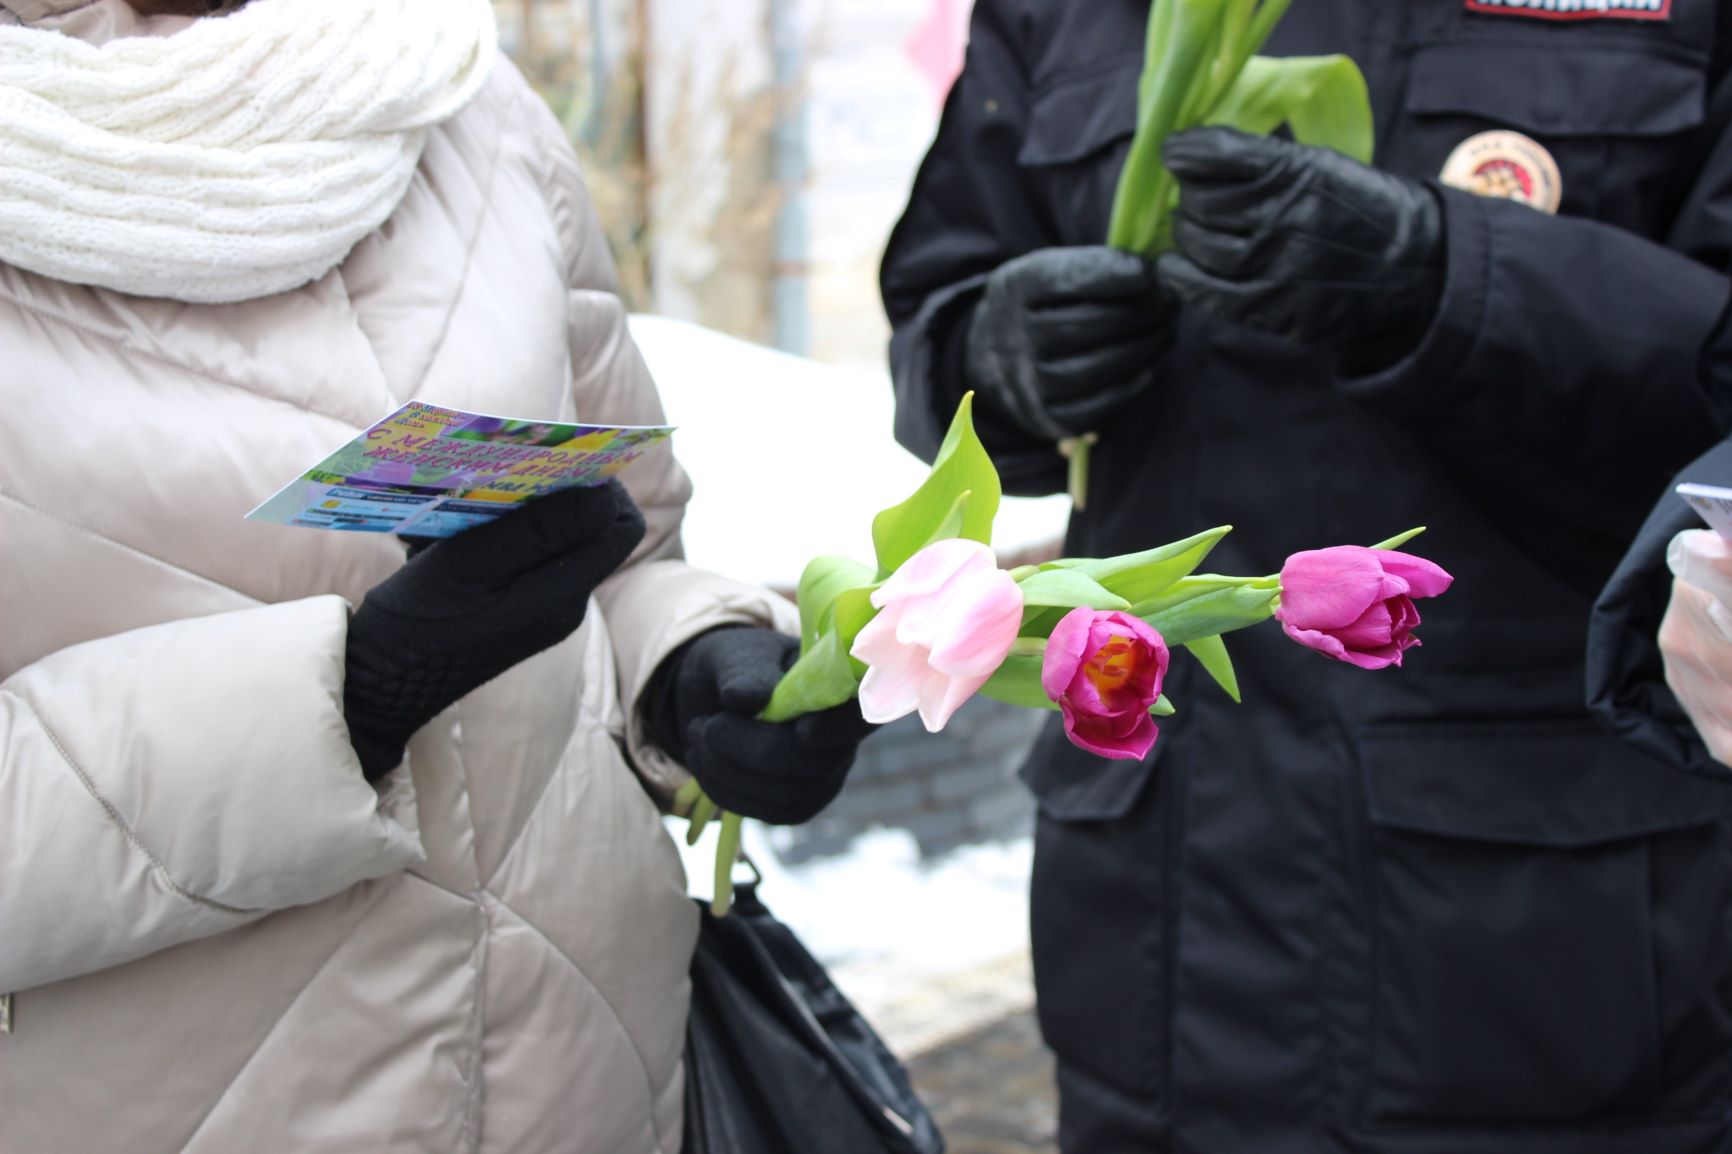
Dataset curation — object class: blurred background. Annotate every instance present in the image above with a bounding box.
[495,4,1066,1143]
[495,0,963,363]
[496,2,1064,1148]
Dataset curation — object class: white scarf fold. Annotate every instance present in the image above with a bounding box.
[0,0,497,303]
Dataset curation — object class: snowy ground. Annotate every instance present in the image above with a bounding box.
[669,817,1037,1057]
[629,314,1070,590]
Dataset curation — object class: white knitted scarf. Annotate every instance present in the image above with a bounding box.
[0,0,497,303]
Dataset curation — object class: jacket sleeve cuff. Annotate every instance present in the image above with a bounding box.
[596,559,800,799]
[1338,184,1492,414]
[891,272,1072,494]
[890,271,992,464]
[0,597,425,993]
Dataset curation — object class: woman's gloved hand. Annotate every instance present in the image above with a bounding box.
[647,627,877,825]
[1159,126,1445,375]
[344,480,646,781]
[965,246,1176,440]
[1661,529,1732,769]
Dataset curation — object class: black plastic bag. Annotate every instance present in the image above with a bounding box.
[682,882,946,1154]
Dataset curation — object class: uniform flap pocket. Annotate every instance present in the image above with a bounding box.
[1405,41,1705,137]
[1361,719,1732,847]
[1020,719,1158,822]
[1017,57,1141,167]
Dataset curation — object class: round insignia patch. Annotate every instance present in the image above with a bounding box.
[1439,130,1562,215]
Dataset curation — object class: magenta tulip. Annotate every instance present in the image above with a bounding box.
[1041,608,1170,760]
[851,539,1024,732]
[1276,546,1453,670]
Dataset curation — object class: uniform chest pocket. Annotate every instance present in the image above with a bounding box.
[1014,58,1141,246]
[1385,40,1708,228]
[1355,721,1732,1131]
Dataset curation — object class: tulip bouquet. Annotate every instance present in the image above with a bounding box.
[676,395,1450,914]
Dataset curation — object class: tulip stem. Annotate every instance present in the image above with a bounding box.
[672,778,704,818]
[712,812,744,918]
[1058,434,1099,510]
[686,794,718,845]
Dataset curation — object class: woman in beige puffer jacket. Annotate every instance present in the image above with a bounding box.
[0,2,870,1151]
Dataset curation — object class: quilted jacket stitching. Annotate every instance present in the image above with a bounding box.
[480,691,610,894]
[442,703,487,1154]
[461,897,488,1154]
[171,880,398,1153]
[486,892,673,1154]
[0,489,261,609]
[17,695,258,916]
[0,278,365,433]
[402,77,519,405]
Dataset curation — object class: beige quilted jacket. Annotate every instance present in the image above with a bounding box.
[0,4,797,1151]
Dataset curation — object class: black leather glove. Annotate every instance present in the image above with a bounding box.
[965,245,1176,440]
[646,627,876,825]
[344,481,646,781]
[1159,126,1446,374]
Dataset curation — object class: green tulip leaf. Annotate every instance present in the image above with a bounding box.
[796,555,876,652]
[1044,526,1232,603]
[978,652,1060,712]
[1183,634,1242,703]
[830,585,880,677]
[1369,526,1426,552]
[1140,584,1279,647]
[1151,693,1177,717]
[1129,573,1259,619]
[759,629,863,723]
[919,489,973,553]
[1241,0,1294,66]
[1019,605,1069,639]
[1205,54,1373,165]
[1016,568,1133,612]
[872,393,1002,577]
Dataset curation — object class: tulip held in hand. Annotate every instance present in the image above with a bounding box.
[675,390,1454,917]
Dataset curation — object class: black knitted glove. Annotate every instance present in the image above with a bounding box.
[344,481,646,781]
[1159,126,1445,374]
[646,627,876,825]
[965,246,1177,441]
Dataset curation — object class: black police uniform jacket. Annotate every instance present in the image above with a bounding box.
[881,2,1732,1151]
[1591,435,1732,777]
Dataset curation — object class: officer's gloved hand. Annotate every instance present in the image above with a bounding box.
[1159,127,1445,375]
[647,627,877,825]
[965,246,1176,440]
[344,481,646,781]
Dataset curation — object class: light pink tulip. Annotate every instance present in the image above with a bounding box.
[851,539,1023,732]
[1042,608,1169,760]
[1276,546,1453,670]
